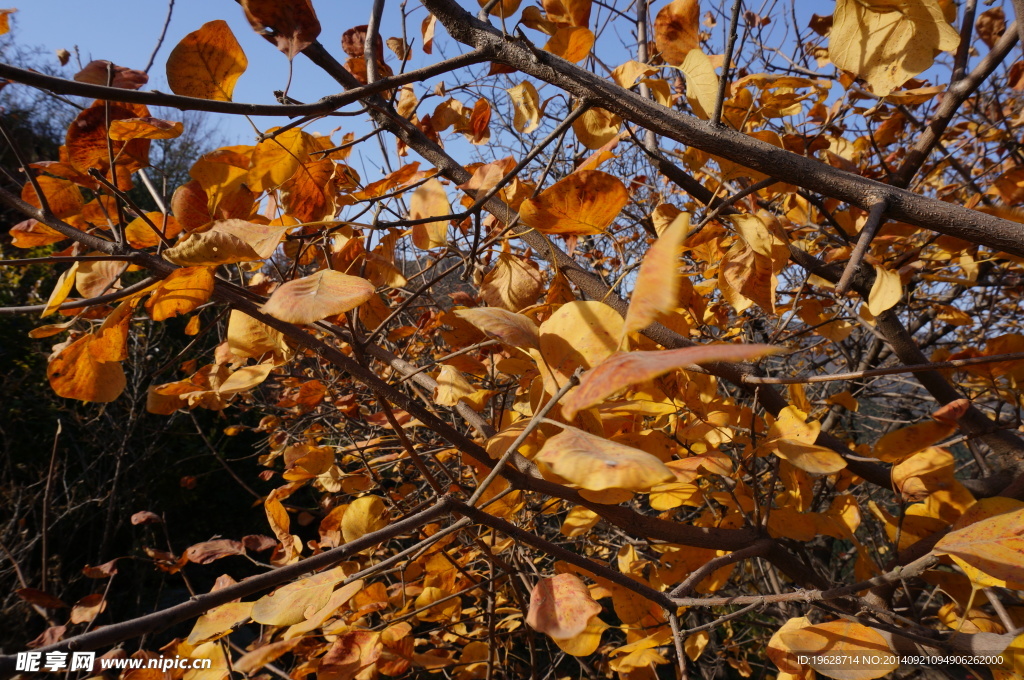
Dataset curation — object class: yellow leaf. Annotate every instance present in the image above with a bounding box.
[560,506,600,537]
[536,425,675,492]
[261,269,375,324]
[185,641,230,680]
[125,212,183,248]
[867,264,901,315]
[872,420,955,463]
[611,60,659,88]
[409,178,450,250]
[250,566,348,626]
[166,20,247,101]
[778,619,897,680]
[552,616,608,656]
[283,579,364,639]
[227,310,292,363]
[480,252,544,311]
[248,128,314,193]
[769,406,820,443]
[536,300,622,394]
[147,267,215,321]
[677,49,718,120]
[653,0,699,65]
[42,263,79,318]
[341,495,390,544]
[685,630,709,661]
[454,307,540,349]
[520,169,628,235]
[934,501,1024,585]
[564,344,778,419]
[543,26,594,63]
[525,573,601,639]
[572,107,621,149]
[187,602,253,645]
[773,439,848,475]
[767,616,814,677]
[622,212,691,337]
[507,82,542,134]
[218,363,274,396]
[163,220,286,266]
[829,0,959,95]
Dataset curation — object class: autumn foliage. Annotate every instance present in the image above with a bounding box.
[5,0,1024,678]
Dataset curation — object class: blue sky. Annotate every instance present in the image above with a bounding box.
[5,1,433,158]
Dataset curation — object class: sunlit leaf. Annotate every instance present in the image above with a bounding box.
[829,0,959,95]
[543,26,594,63]
[867,265,901,316]
[341,495,390,544]
[454,307,540,349]
[622,211,690,337]
[778,619,897,680]
[520,170,628,235]
[536,425,675,492]
[564,344,778,419]
[250,566,348,626]
[409,178,451,250]
[507,81,542,134]
[261,269,375,324]
[166,20,248,101]
[653,0,699,65]
[525,573,602,639]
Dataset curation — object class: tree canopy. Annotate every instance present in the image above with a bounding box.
[2,1,1024,679]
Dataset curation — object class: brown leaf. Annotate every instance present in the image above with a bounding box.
[242,0,321,60]
[185,539,246,564]
[16,588,68,609]
[130,511,163,525]
[74,60,149,89]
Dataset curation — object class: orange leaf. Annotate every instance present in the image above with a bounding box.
[520,170,628,235]
[248,128,314,193]
[622,211,690,337]
[48,335,125,403]
[261,269,375,325]
[654,0,700,65]
[525,573,602,639]
[166,20,248,101]
[147,267,215,321]
[536,425,675,492]
[543,26,595,63]
[409,178,451,249]
[564,344,777,419]
[107,117,183,141]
